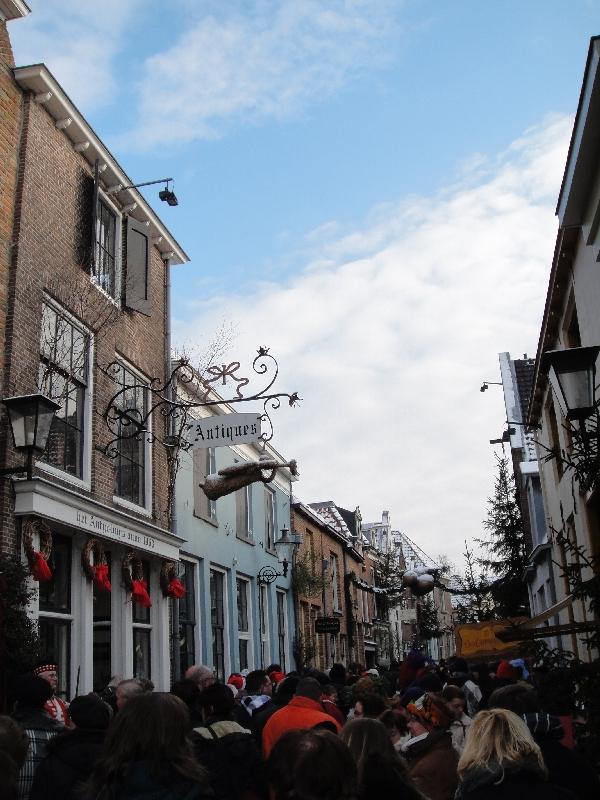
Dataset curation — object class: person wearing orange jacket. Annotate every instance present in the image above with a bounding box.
[262,677,340,757]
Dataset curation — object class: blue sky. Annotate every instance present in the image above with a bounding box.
[10,1,600,563]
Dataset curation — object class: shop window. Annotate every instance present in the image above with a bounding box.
[38,301,89,479]
[93,552,112,692]
[210,569,226,680]
[178,561,196,676]
[112,361,149,508]
[236,577,252,671]
[132,561,152,680]
[276,590,287,672]
[38,533,72,698]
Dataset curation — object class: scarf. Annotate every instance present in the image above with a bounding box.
[241,694,271,716]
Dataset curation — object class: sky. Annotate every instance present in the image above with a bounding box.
[9,0,600,565]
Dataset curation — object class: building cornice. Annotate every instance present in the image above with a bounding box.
[13,477,186,560]
[0,0,30,21]
[13,64,189,265]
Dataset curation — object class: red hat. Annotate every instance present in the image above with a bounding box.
[496,659,519,681]
[269,670,285,685]
[227,673,245,691]
[33,662,58,676]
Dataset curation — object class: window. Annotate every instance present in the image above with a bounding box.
[545,398,563,479]
[265,487,276,552]
[236,485,253,541]
[330,553,341,612]
[259,583,270,667]
[179,562,196,676]
[193,447,217,521]
[132,561,152,680]
[94,197,118,297]
[38,533,72,699]
[93,552,112,692]
[39,301,89,478]
[236,577,252,671]
[210,569,226,680]
[113,361,149,507]
[276,590,287,671]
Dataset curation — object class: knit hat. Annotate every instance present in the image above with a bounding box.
[269,670,286,685]
[407,692,452,729]
[32,661,58,677]
[496,660,519,681]
[69,694,112,729]
[227,673,246,692]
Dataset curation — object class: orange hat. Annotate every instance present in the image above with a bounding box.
[407,692,452,729]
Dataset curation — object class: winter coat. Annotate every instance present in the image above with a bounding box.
[88,762,211,800]
[450,714,472,755]
[455,760,578,800]
[403,728,458,800]
[322,698,345,726]
[12,706,64,800]
[29,727,106,800]
[262,696,341,757]
[521,713,600,800]
[192,718,267,800]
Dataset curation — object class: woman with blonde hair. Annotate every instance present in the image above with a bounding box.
[456,708,576,800]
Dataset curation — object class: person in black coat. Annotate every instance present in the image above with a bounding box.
[489,683,600,800]
[30,694,111,800]
[456,708,576,800]
[192,682,267,800]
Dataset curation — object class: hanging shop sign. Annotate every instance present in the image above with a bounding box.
[188,413,262,448]
[315,616,341,634]
[454,619,528,659]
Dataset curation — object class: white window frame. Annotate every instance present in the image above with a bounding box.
[207,447,217,521]
[209,565,230,680]
[112,356,153,515]
[265,486,276,553]
[236,575,254,671]
[276,589,288,671]
[259,582,270,667]
[93,189,123,304]
[330,553,341,612]
[36,297,94,489]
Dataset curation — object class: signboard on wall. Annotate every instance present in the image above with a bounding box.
[188,413,262,448]
[454,618,528,659]
[315,616,341,634]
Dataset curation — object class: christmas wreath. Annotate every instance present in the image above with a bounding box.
[122,551,152,608]
[22,517,53,582]
[160,560,186,599]
[81,538,112,592]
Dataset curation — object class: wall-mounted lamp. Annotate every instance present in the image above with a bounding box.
[480,381,502,392]
[120,177,179,207]
[1,394,60,479]
[542,346,600,421]
[257,526,301,583]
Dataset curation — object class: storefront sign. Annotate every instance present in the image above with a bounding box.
[454,619,528,659]
[315,616,341,634]
[188,413,262,448]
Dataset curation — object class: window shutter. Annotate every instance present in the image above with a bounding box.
[74,161,97,272]
[125,216,152,315]
[193,448,209,518]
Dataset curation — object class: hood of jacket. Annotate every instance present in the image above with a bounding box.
[456,758,547,799]
[193,720,251,739]
[402,728,452,760]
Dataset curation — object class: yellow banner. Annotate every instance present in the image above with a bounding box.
[454,619,528,659]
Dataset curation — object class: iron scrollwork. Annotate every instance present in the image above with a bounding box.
[98,347,300,457]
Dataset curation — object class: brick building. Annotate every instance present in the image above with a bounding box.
[0,4,189,696]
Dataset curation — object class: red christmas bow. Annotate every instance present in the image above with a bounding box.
[93,563,112,593]
[167,577,186,599]
[31,551,52,582]
[131,578,152,608]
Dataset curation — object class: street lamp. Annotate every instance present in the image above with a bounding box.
[1,394,60,479]
[257,526,301,583]
[542,346,600,421]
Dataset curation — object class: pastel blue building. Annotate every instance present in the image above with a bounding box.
[173,400,298,681]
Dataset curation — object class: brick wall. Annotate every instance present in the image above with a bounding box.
[1,92,171,553]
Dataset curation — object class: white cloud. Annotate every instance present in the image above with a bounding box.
[9,0,142,111]
[125,0,402,148]
[173,114,572,564]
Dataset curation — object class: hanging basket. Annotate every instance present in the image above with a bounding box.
[122,551,152,608]
[22,518,53,582]
[160,560,186,599]
[82,538,112,592]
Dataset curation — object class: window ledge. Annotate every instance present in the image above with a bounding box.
[236,533,255,545]
[91,276,122,308]
[35,460,91,491]
[193,511,219,528]
[113,495,152,518]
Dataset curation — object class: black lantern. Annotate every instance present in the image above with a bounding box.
[274,526,301,578]
[1,394,60,479]
[542,346,600,421]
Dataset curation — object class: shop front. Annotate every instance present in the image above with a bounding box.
[14,477,185,698]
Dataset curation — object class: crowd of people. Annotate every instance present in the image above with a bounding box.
[2,653,599,800]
